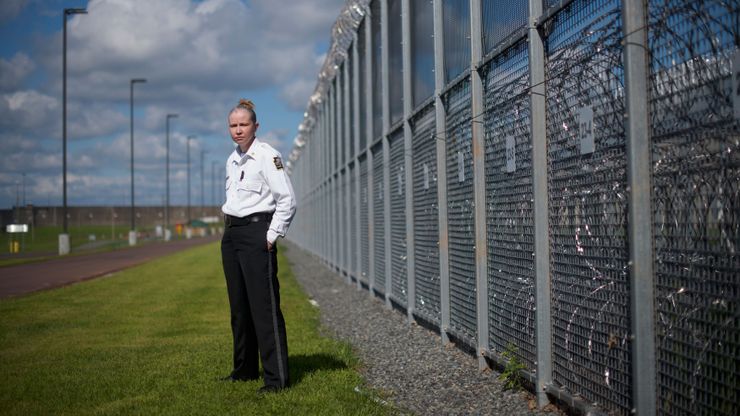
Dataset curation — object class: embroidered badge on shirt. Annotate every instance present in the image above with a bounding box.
[273,157,284,170]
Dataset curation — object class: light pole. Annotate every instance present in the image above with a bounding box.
[60,7,86,256]
[200,149,207,217]
[186,135,196,224]
[165,113,178,241]
[211,160,218,208]
[129,78,146,246]
[14,180,20,223]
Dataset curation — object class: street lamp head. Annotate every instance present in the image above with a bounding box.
[167,113,179,119]
[131,78,147,84]
[65,8,87,15]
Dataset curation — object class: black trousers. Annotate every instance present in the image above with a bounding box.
[221,221,289,388]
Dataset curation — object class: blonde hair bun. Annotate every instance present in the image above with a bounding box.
[238,99,255,110]
[229,98,257,122]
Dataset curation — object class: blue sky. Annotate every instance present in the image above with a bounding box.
[0,0,344,208]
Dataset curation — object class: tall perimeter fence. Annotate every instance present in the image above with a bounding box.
[284,0,739,415]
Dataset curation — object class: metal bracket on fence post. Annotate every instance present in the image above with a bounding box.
[529,0,553,408]
[432,0,451,347]
[622,0,657,414]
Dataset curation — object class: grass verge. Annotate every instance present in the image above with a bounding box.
[3,225,141,254]
[0,225,185,268]
[0,243,392,415]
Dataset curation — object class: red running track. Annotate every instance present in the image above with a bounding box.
[0,236,220,299]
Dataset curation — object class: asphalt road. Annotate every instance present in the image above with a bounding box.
[0,236,220,299]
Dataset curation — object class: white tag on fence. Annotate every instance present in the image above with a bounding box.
[577,106,595,155]
[733,49,740,121]
[506,136,516,173]
[397,167,404,195]
[458,151,465,182]
[423,163,429,190]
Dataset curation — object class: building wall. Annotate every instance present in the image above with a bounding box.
[0,205,223,228]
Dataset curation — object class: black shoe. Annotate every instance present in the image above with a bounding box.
[219,374,258,382]
[257,385,284,394]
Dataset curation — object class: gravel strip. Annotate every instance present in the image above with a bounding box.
[283,242,565,416]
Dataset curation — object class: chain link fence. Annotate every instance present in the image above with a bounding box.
[287,0,739,414]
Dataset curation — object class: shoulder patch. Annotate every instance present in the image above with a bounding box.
[273,156,284,170]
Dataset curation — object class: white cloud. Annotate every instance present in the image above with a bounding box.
[55,0,265,100]
[0,90,59,137]
[0,53,35,91]
[67,105,129,140]
[5,89,55,112]
[258,129,290,151]
[0,144,61,175]
[0,0,346,207]
[52,0,342,105]
[280,78,320,111]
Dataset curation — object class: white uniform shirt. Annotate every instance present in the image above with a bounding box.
[222,138,297,244]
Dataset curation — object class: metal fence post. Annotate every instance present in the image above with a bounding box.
[528,0,553,408]
[432,0,451,346]
[469,0,489,371]
[622,0,656,414]
[401,0,415,322]
[316,106,321,258]
[324,104,330,263]
[381,0,393,307]
[319,105,325,261]
[344,52,353,281]
[337,67,345,275]
[333,82,340,271]
[329,84,337,269]
[354,27,363,290]
[368,147,376,293]
[366,7,376,294]
[383,135,392,307]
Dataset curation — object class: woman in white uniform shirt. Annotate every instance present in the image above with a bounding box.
[220,99,296,393]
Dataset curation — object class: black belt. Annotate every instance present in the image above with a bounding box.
[224,212,273,227]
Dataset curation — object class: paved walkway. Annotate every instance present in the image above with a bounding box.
[0,236,220,299]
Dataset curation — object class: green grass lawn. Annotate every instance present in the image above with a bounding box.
[0,243,393,415]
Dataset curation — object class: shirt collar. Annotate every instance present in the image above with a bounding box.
[232,137,262,165]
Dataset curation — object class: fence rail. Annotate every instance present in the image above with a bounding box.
[287,0,739,415]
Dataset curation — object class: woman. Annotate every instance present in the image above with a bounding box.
[219,99,296,393]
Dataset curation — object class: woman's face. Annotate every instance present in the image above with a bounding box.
[228,109,259,149]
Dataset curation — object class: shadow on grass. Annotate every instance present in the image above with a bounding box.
[290,353,349,385]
